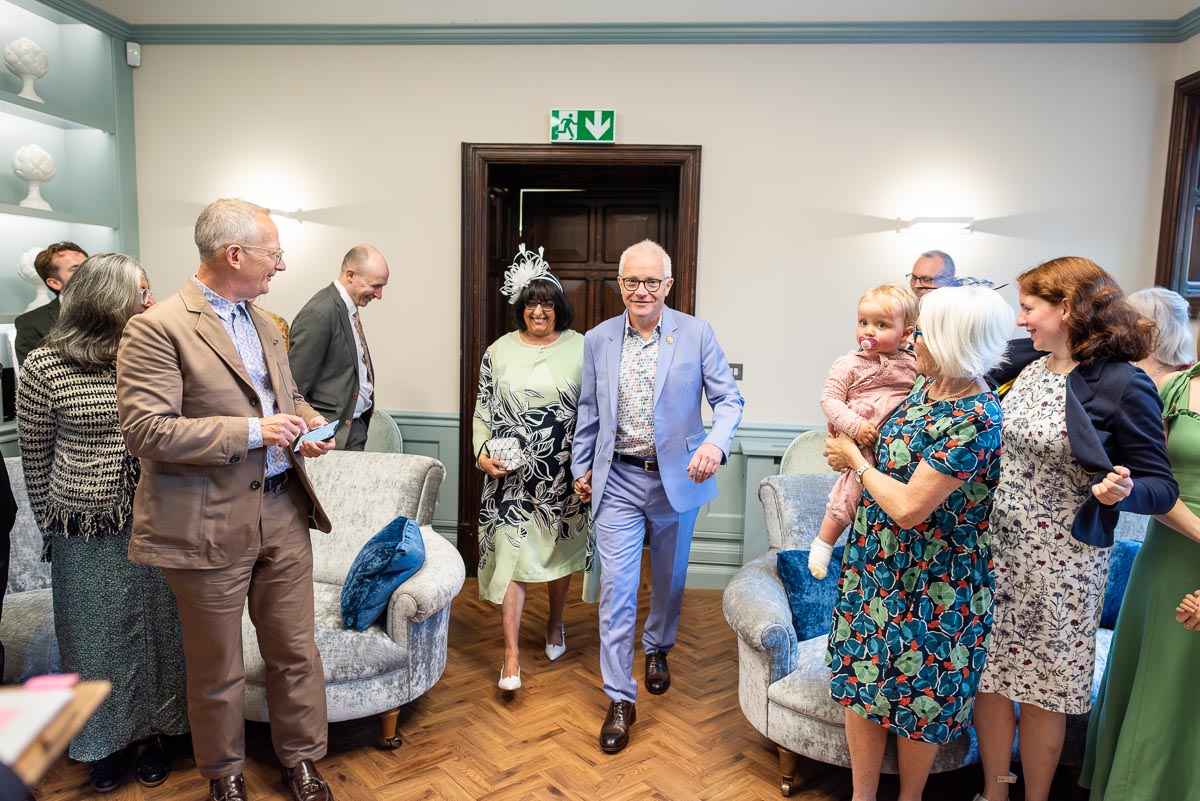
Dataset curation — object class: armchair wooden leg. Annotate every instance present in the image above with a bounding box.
[777,746,799,797]
[377,707,403,749]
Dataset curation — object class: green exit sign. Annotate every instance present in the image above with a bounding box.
[550,109,615,143]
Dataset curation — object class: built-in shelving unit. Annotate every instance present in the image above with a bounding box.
[0,0,138,318]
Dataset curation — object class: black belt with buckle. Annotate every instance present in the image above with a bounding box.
[263,469,293,494]
[616,453,658,472]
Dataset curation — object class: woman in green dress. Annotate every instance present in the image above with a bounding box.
[1081,362,1200,800]
[473,246,594,691]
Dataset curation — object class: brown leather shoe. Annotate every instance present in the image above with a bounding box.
[281,759,333,801]
[645,650,671,695]
[209,774,247,801]
[599,700,636,754]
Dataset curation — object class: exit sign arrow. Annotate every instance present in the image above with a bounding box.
[550,109,615,143]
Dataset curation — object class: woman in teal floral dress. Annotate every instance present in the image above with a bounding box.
[824,286,1014,801]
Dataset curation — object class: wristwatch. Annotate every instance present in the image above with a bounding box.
[853,464,872,484]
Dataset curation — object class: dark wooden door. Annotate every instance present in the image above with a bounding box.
[459,144,701,573]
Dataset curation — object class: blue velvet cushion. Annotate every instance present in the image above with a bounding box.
[340,516,426,631]
[1100,538,1142,630]
[777,547,844,642]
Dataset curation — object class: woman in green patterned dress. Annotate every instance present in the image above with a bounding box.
[474,246,594,690]
[17,254,188,793]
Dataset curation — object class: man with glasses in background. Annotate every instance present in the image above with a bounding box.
[117,198,337,801]
[907,249,957,302]
[571,239,743,754]
[289,244,390,451]
[15,241,87,365]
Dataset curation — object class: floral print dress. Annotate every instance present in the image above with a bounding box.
[827,376,1002,743]
[473,330,596,604]
[979,357,1108,713]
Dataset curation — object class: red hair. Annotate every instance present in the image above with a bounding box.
[1017,256,1152,364]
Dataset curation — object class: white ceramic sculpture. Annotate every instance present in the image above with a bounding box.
[4,37,49,104]
[17,246,50,312]
[11,144,56,210]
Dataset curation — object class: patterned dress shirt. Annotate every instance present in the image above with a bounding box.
[615,313,660,459]
[192,277,289,478]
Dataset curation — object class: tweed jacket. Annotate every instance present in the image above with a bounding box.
[117,280,332,569]
[289,282,371,441]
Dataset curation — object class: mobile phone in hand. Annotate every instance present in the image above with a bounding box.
[293,419,340,452]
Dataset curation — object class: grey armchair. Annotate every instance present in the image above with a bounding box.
[239,451,463,748]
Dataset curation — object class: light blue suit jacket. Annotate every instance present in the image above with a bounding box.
[571,307,744,514]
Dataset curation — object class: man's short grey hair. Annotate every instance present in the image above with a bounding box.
[1128,287,1197,367]
[922,250,956,279]
[618,239,672,278]
[194,198,270,262]
[918,285,1014,379]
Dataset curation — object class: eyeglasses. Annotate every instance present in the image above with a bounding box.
[234,243,285,266]
[524,301,555,312]
[618,277,665,292]
[140,288,154,304]
[906,272,948,288]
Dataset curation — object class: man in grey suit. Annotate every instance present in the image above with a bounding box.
[289,245,389,451]
[14,241,87,365]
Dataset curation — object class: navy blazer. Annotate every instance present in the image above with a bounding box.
[992,341,1178,547]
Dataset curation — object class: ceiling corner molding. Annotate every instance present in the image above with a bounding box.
[36,0,133,39]
[123,20,1186,46]
[1177,5,1200,41]
[29,1,1200,46]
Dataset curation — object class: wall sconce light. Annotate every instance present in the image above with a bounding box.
[271,208,304,225]
[897,216,974,234]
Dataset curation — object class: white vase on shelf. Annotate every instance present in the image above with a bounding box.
[4,37,49,104]
[11,144,56,211]
[17,246,50,312]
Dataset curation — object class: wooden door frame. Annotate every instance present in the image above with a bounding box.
[458,142,702,571]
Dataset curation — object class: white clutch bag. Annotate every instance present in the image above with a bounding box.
[484,437,529,472]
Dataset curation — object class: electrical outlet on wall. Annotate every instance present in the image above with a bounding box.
[730,363,744,380]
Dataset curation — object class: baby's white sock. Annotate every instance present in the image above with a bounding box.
[808,539,835,580]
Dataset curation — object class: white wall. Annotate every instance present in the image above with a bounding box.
[129,42,1175,426]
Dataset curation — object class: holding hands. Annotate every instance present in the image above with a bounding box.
[573,469,592,504]
[1093,465,1134,505]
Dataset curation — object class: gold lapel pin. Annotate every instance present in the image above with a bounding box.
[666,335,675,345]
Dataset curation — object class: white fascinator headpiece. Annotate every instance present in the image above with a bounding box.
[500,243,562,305]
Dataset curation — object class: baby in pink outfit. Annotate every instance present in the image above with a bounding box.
[810,284,918,579]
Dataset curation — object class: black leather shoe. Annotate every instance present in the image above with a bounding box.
[209,773,248,801]
[645,650,671,695]
[135,735,170,787]
[599,701,636,754]
[281,759,333,801]
[89,752,126,794]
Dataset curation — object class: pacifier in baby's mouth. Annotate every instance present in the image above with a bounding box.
[858,336,878,351]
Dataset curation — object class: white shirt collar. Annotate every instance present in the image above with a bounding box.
[334,280,357,316]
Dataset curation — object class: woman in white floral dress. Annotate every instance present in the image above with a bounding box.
[474,248,595,691]
[973,257,1177,801]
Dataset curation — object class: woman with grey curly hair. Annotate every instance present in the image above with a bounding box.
[1127,287,1195,388]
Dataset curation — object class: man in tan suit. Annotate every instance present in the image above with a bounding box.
[118,199,337,801]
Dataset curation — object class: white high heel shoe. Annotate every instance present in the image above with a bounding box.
[498,665,521,691]
[545,625,566,661]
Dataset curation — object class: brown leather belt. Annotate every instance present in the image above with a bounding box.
[616,453,658,472]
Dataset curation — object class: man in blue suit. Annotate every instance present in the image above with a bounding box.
[572,239,743,754]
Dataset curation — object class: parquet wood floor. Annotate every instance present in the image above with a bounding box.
[33,576,1054,801]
